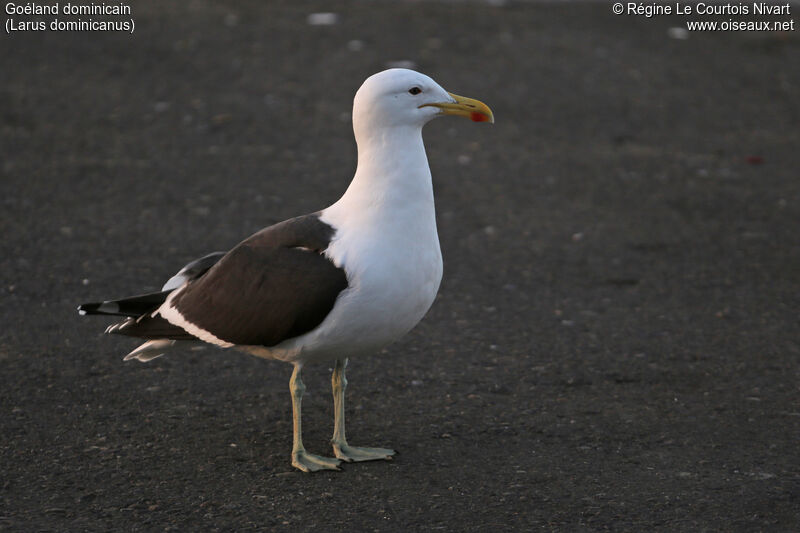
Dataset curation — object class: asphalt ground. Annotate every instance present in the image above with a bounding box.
[2,1,799,530]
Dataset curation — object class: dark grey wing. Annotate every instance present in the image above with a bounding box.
[165,214,348,347]
[162,252,227,291]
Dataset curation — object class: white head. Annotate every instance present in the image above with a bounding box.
[352,69,493,140]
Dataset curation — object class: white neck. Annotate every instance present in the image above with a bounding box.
[328,125,436,223]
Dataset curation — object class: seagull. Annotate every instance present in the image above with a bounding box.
[78,69,494,472]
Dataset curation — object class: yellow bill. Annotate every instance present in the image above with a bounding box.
[421,92,494,123]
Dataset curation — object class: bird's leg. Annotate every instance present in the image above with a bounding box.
[331,358,396,462]
[289,364,341,472]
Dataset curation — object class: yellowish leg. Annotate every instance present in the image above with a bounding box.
[331,358,396,462]
[289,364,341,472]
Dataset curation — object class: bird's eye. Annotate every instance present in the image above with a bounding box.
[408,87,422,95]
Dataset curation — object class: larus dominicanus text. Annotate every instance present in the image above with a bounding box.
[79,68,494,472]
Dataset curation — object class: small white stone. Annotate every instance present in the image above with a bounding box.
[307,12,338,26]
[667,27,689,40]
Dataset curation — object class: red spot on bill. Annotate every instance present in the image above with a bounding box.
[745,155,764,165]
[470,112,490,122]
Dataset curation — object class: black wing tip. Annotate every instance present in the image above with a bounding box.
[77,302,101,316]
[77,301,123,316]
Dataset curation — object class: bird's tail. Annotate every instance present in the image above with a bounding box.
[79,289,197,342]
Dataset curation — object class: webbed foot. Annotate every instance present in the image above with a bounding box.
[292,450,342,472]
[333,442,396,463]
